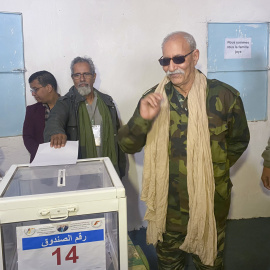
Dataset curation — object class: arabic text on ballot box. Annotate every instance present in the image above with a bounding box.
[16,218,105,270]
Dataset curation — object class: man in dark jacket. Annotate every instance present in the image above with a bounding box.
[44,56,126,178]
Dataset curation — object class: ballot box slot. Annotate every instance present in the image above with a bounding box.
[57,169,66,187]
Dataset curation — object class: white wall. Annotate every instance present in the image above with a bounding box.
[0,0,270,230]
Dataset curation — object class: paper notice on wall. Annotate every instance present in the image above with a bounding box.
[224,38,251,59]
[16,218,106,270]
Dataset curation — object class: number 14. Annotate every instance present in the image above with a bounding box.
[52,246,79,265]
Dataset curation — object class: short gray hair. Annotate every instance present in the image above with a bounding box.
[162,31,196,51]
[70,56,95,75]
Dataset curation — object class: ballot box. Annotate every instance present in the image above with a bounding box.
[0,158,128,270]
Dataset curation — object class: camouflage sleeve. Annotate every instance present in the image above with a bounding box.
[118,102,153,154]
[227,96,250,166]
[262,137,270,168]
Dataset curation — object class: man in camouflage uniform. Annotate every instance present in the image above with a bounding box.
[118,31,250,269]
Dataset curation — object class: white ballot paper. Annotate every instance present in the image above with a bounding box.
[30,141,79,167]
[16,218,106,270]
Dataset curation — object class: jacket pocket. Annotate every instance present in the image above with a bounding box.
[210,124,228,164]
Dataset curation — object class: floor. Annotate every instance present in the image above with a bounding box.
[128,217,270,270]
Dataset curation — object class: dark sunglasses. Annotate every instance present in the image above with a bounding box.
[158,50,194,66]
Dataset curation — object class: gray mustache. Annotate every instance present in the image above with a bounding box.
[166,69,185,76]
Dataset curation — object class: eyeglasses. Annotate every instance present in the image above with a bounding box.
[72,72,92,80]
[158,50,194,66]
[30,86,43,93]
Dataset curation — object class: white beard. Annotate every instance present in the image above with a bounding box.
[77,86,92,96]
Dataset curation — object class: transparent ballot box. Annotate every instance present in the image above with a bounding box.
[0,158,128,270]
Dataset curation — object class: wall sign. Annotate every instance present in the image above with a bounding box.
[224,38,251,59]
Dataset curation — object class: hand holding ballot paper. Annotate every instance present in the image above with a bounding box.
[30,141,79,167]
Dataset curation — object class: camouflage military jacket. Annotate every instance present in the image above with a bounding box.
[118,75,250,232]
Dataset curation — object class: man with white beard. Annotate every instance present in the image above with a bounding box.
[44,56,126,178]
